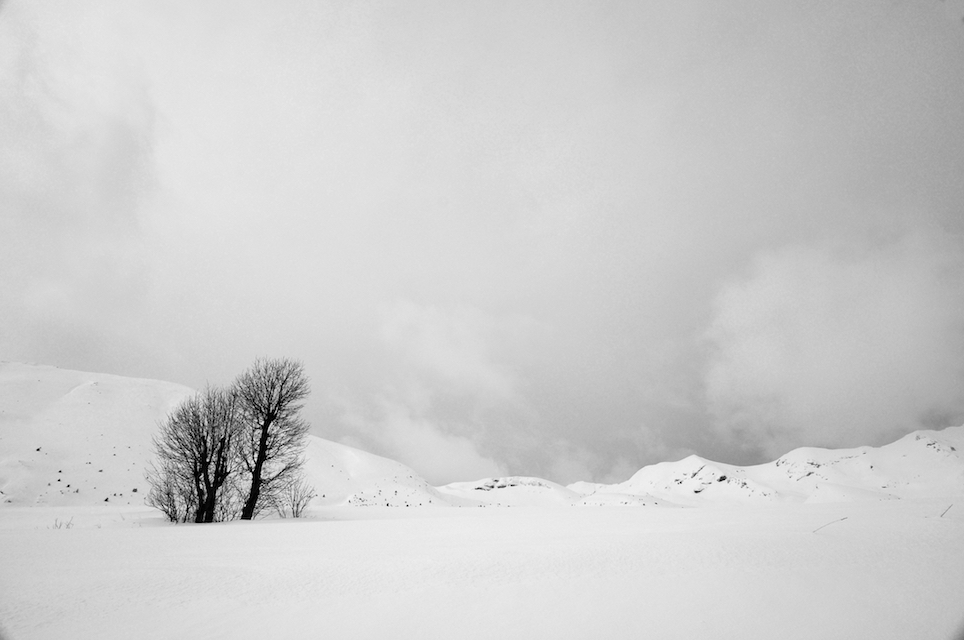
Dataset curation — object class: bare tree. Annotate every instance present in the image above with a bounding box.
[274,476,317,518]
[146,386,243,523]
[146,457,196,523]
[233,358,311,520]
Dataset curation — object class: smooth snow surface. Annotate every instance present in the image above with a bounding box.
[2,362,964,638]
[3,503,964,639]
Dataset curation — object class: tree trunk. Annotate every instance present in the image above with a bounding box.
[240,421,271,520]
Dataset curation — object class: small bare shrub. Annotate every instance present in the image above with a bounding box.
[275,477,317,519]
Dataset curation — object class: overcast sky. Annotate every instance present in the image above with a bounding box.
[2,1,964,484]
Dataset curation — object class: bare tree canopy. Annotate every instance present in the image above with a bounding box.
[146,358,315,523]
[147,386,243,523]
[233,357,311,520]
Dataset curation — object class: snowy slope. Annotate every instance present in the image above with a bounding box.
[0,362,194,507]
[302,437,449,507]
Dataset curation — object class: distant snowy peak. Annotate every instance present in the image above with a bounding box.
[582,425,964,506]
[437,476,580,507]
[602,456,775,506]
[903,428,962,455]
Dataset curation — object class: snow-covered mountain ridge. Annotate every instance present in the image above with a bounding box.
[1,362,961,509]
[573,426,964,506]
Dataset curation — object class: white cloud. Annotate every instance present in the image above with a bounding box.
[340,399,507,485]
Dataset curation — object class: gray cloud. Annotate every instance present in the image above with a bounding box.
[3,1,964,483]
[323,301,533,484]
[0,3,157,372]
[705,231,964,459]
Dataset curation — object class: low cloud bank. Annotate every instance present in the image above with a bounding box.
[705,231,964,459]
[329,301,526,485]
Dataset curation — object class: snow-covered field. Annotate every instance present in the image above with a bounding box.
[3,501,964,639]
[0,500,961,640]
[2,362,964,639]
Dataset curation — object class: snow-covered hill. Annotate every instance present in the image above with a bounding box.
[437,476,582,506]
[302,437,449,507]
[0,362,446,509]
[0,362,194,507]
